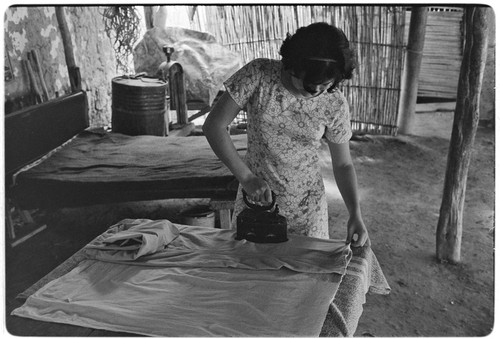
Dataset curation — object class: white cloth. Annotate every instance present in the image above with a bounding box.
[14,261,343,336]
[90,219,180,260]
[85,218,351,274]
[12,218,352,337]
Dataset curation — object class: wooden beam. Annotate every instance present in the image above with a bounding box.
[169,63,188,126]
[436,7,490,263]
[4,91,88,177]
[143,6,154,29]
[55,7,81,92]
[397,6,428,134]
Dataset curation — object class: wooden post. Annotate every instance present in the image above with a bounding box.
[169,63,188,126]
[55,7,81,92]
[436,7,489,263]
[29,50,50,101]
[397,6,428,135]
[144,6,155,29]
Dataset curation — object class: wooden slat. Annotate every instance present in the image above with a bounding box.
[404,7,464,99]
[5,91,89,177]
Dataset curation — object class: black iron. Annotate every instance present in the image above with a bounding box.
[236,190,288,243]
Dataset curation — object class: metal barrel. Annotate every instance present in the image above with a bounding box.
[111,76,168,136]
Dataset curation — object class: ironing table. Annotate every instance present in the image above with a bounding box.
[10,219,390,337]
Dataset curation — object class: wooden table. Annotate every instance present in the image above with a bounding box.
[10,130,248,230]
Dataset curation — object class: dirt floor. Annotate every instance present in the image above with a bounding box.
[5,112,495,337]
[320,117,495,337]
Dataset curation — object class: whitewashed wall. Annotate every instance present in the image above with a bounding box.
[4,6,118,127]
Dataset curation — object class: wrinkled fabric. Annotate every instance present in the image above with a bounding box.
[84,219,351,274]
[12,218,352,337]
[13,260,342,337]
[89,219,180,260]
[17,130,247,183]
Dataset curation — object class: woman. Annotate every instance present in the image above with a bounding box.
[203,22,369,247]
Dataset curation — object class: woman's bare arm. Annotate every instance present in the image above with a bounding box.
[203,92,272,202]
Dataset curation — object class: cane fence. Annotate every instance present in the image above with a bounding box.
[191,5,407,135]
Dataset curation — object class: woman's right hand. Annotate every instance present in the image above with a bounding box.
[240,174,273,204]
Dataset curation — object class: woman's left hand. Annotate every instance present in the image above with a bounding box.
[346,214,370,247]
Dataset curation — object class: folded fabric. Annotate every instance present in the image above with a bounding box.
[84,218,352,275]
[86,219,180,260]
[321,245,391,336]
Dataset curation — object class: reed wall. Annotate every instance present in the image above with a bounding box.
[404,7,464,100]
[192,5,407,135]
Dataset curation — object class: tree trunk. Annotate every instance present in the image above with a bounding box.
[397,6,428,135]
[436,7,490,263]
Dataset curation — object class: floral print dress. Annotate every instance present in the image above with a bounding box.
[225,58,352,239]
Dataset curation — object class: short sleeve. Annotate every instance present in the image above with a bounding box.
[324,93,353,144]
[223,59,264,109]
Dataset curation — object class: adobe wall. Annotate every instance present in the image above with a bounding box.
[4,6,117,127]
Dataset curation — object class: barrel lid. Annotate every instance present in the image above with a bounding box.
[112,76,166,88]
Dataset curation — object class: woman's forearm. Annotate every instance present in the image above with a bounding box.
[328,141,362,217]
[333,163,362,217]
[203,124,253,183]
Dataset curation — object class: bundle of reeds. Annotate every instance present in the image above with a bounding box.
[342,6,407,135]
[192,5,407,135]
[404,8,464,99]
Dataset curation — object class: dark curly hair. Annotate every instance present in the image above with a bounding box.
[279,22,355,91]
